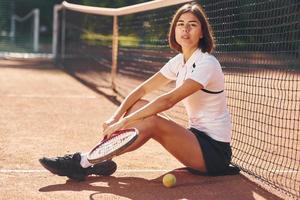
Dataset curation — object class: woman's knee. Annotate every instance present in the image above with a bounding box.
[142,115,163,139]
[127,113,158,138]
[126,99,160,135]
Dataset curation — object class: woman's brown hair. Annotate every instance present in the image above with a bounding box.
[168,3,215,53]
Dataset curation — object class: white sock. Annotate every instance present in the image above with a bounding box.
[80,153,93,168]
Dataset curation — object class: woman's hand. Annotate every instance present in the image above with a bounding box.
[102,118,128,139]
[102,117,118,132]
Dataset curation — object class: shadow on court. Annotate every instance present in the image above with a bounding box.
[39,169,281,200]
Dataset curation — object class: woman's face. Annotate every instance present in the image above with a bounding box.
[175,12,203,51]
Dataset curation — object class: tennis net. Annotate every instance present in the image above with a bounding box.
[54,0,300,199]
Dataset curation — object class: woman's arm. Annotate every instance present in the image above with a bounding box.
[108,72,172,122]
[103,79,203,137]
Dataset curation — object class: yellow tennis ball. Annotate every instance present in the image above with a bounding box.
[162,173,176,188]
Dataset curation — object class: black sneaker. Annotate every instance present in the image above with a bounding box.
[86,159,117,177]
[39,152,117,181]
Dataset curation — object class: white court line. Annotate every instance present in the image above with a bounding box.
[0,169,47,173]
[0,169,181,173]
[1,94,97,99]
[0,52,53,59]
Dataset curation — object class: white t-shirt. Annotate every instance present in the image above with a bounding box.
[159,48,232,142]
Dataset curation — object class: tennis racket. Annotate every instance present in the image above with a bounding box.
[87,128,139,164]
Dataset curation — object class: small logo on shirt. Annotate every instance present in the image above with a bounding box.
[192,63,196,73]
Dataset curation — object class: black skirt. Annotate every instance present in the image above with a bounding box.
[188,127,234,176]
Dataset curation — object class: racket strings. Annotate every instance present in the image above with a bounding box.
[90,131,136,159]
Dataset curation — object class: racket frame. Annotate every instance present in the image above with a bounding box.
[87,128,139,164]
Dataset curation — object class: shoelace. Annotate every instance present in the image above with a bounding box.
[56,154,76,168]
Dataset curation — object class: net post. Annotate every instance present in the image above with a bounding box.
[33,9,39,52]
[52,5,60,60]
[111,15,119,91]
[10,16,16,42]
[61,9,66,59]
[9,1,15,42]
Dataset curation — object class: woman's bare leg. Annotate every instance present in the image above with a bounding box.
[120,99,207,172]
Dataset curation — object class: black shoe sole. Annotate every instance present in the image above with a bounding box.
[86,160,117,176]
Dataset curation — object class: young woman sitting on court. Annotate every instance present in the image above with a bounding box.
[39,3,234,181]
